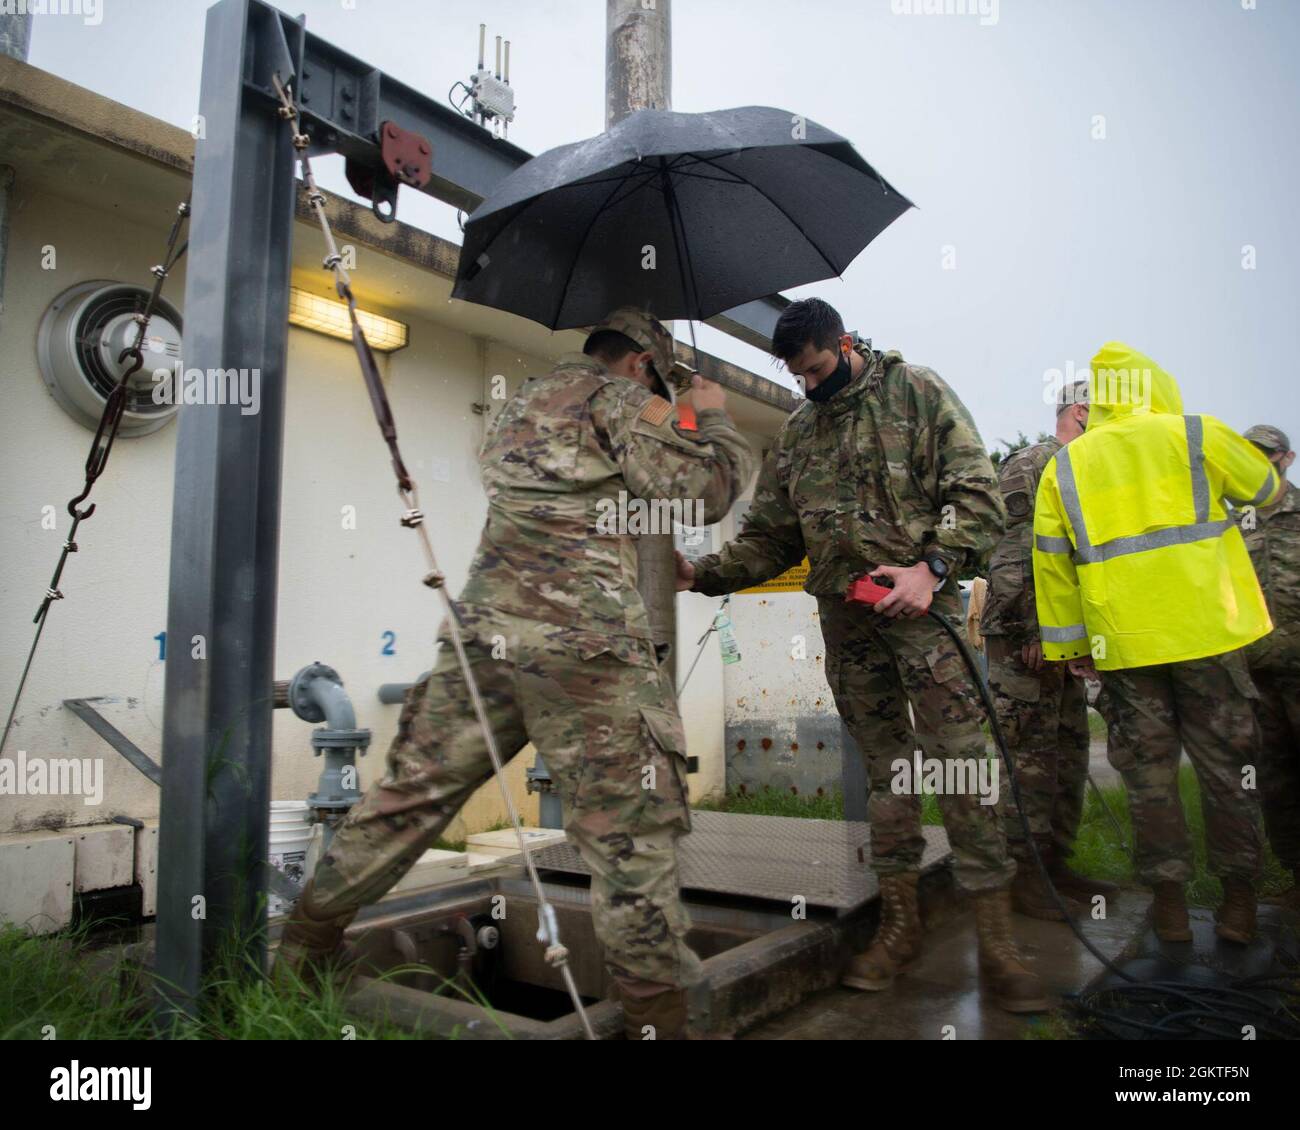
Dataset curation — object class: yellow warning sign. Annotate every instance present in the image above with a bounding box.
[739,558,810,595]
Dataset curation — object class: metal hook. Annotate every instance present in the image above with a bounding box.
[66,490,97,522]
[117,345,145,380]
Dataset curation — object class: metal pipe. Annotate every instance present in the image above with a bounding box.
[0,12,28,318]
[504,41,510,85]
[477,23,485,70]
[0,164,15,318]
[300,671,357,731]
[494,35,501,80]
[377,673,429,705]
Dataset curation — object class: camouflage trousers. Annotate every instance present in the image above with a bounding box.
[984,635,1090,862]
[307,604,703,989]
[819,594,1014,894]
[1251,666,1300,869]
[1097,650,1264,885]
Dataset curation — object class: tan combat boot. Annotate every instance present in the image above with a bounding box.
[270,878,360,992]
[1152,881,1193,942]
[972,888,1051,1013]
[842,871,922,991]
[617,979,690,1040]
[1215,875,1258,945]
[1010,849,1085,922]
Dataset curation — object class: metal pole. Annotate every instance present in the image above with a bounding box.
[605,0,671,125]
[605,0,676,683]
[0,10,32,61]
[155,0,300,1019]
[0,8,30,318]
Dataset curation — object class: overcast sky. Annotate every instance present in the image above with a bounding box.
[27,0,1300,450]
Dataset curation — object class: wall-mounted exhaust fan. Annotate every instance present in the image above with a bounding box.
[36,280,183,437]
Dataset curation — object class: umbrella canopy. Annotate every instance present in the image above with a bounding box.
[451,106,913,331]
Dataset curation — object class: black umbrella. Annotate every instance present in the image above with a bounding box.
[451,105,913,335]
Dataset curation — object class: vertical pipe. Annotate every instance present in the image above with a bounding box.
[0,164,14,319]
[477,23,485,70]
[494,35,501,80]
[504,40,511,84]
[155,0,299,1020]
[605,0,676,684]
[0,8,32,318]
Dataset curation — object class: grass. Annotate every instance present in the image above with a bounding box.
[1065,763,1292,905]
[0,913,497,1041]
[694,764,1292,906]
[0,813,529,1041]
[694,784,847,821]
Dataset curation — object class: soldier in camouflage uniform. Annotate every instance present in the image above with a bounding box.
[981,381,1117,920]
[274,308,755,1040]
[1239,425,1300,911]
[677,298,1048,1013]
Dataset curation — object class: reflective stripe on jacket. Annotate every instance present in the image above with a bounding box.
[1032,342,1280,670]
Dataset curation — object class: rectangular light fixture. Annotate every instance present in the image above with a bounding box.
[287,287,409,352]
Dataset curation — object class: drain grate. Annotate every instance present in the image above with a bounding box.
[527,812,951,910]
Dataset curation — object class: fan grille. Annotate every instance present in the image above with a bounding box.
[73,291,178,417]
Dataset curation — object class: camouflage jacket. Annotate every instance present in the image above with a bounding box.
[980,437,1061,642]
[690,343,1004,598]
[458,352,754,640]
[1240,479,1300,672]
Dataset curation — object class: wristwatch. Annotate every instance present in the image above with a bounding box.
[922,552,951,591]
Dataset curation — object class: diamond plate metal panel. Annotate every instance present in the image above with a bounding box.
[526,812,951,910]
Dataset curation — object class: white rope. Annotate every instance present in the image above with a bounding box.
[273,73,595,1040]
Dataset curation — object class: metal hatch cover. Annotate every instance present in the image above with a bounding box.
[527,812,951,911]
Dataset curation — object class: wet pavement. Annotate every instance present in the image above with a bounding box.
[742,886,1152,1040]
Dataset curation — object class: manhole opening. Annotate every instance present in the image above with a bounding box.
[348,890,762,1025]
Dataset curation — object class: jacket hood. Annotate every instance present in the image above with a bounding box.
[1087,342,1183,430]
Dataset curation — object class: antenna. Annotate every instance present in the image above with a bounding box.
[458,23,517,139]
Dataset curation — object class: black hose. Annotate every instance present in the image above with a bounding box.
[926,607,1300,1039]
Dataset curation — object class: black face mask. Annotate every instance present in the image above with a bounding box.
[805,349,853,403]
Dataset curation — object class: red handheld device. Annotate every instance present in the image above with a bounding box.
[846,573,894,605]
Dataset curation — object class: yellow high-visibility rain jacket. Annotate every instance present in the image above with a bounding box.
[1032,343,1281,670]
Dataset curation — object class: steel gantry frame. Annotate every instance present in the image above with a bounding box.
[156,0,791,1017]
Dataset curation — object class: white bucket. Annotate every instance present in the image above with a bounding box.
[268,801,314,917]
